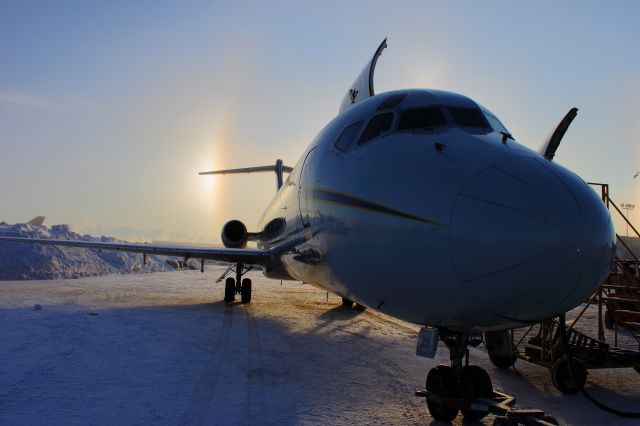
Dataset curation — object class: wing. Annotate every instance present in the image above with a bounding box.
[0,236,270,265]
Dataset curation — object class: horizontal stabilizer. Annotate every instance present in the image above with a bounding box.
[199,159,293,190]
[199,165,293,175]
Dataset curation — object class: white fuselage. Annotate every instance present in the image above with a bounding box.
[256,89,615,333]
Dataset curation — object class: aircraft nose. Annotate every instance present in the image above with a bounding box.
[450,157,615,320]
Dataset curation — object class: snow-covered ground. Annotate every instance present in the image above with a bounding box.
[0,222,172,280]
[1,266,639,425]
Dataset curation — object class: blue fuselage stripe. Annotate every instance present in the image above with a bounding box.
[309,188,444,227]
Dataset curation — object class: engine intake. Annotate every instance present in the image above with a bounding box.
[221,220,248,248]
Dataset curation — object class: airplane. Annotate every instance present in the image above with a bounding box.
[26,216,46,226]
[0,39,615,422]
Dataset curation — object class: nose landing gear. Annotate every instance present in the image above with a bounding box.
[417,329,558,424]
[423,331,494,422]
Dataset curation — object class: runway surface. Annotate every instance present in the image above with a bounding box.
[1,267,639,425]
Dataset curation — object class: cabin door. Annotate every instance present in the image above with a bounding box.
[298,147,316,228]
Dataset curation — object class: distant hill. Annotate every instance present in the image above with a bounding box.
[0,222,172,280]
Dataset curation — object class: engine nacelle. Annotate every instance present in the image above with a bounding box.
[221,220,248,248]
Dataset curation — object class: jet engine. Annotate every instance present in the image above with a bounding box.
[221,220,248,248]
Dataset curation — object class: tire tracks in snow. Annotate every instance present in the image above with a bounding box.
[242,305,267,425]
[182,305,234,426]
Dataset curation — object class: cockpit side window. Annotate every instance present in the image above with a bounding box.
[398,107,447,131]
[334,120,363,152]
[482,110,510,135]
[357,113,394,146]
[449,107,490,130]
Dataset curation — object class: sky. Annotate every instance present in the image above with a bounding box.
[1,1,639,243]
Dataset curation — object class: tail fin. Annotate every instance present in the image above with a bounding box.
[539,108,578,161]
[339,38,387,115]
[26,216,46,226]
[199,159,293,190]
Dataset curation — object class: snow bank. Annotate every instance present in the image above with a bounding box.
[0,221,172,280]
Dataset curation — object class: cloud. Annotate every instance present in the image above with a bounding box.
[0,92,59,110]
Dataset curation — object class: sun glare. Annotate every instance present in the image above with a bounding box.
[195,144,221,214]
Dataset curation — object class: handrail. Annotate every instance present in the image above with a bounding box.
[615,234,640,264]
[608,195,640,239]
[613,258,640,286]
[585,182,640,293]
[588,182,639,265]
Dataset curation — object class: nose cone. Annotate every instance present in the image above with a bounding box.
[450,157,614,322]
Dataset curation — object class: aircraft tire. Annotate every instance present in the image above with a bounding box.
[604,309,614,330]
[241,278,252,304]
[488,352,516,369]
[460,365,492,421]
[341,297,354,308]
[551,356,587,394]
[224,277,235,303]
[425,365,459,422]
[493,417,516,426]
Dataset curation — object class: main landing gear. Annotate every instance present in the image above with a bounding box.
[341,297,366,311]
[218,263,253,304]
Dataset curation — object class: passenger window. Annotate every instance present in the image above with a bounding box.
[449,107,490,130]
[357,113,394,146]
[334,121,363,152]
[398,107,446,131]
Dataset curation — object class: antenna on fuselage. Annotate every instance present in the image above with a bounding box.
[199,159,294,190]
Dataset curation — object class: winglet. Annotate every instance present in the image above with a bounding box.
[339,39,388,115]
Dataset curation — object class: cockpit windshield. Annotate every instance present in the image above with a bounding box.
[398,107,446,131]
[333,99,515,155]
[448,107,490,131]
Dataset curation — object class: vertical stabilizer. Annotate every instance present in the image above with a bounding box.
[339,39,387,115]
[26,216,46,226]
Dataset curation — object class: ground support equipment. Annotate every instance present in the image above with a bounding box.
[415,389,558,425]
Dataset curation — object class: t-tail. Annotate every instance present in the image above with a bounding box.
[199,159,293,190]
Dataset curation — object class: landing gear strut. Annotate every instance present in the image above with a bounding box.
[417,329,558,423]
[219,263,253,304]
[424,330,493,422]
